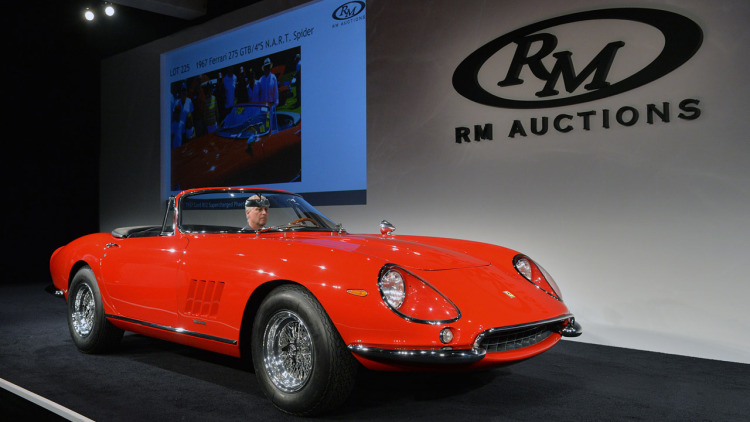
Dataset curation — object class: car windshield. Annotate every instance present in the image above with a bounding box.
[217,105,269,139]
[178,189,338,234]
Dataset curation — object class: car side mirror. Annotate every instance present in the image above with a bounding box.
[380,220,396,235]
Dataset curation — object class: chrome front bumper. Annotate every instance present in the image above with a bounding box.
[561,318,583,337]
[348,345,486,365]
[349,316,582,365]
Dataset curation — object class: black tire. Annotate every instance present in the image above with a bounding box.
[67,266,123,353]
[251,284,357,416]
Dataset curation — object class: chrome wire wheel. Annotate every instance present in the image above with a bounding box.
[67,266,123,354]
[262,310,314,393]
[71,283,95,337]
[252,284,358,415]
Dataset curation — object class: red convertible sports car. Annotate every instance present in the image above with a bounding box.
[49,187,581,416]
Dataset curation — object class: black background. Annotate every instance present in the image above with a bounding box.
[5,1,260,283]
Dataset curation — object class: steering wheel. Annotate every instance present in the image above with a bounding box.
[289,217,319,227]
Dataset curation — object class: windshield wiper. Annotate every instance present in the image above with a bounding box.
[255,225,287,234]
[254,224,335,234]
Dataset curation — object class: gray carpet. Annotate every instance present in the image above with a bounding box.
[2,280,749,421]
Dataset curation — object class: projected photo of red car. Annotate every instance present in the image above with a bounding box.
[170,47,301,190]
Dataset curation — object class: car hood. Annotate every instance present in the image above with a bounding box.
[293,234,490,270]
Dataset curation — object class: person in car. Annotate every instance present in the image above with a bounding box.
[244,195,269,230]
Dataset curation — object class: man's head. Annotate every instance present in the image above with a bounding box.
[245,195,269,230]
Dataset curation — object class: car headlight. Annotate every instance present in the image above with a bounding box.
[513,254,563,300]
[379,267,405,309]
[378,264,461,324]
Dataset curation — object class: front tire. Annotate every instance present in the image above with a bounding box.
[67,266,123,353]
[251,284,357,416]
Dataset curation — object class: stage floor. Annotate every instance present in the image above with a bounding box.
[2,280,748,421]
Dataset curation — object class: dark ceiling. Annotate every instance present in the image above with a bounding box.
[38,1,263,59]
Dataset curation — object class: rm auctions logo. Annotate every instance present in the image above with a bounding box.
[452,8,703,108]
[451,8,704,142]
[332,1,366,21]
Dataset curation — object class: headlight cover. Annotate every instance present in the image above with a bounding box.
[378,264,461,324]
[379,267,405,309]
[513,255,563,301]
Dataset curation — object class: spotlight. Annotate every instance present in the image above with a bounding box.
[84,8,95,21]
[104,3,115,17]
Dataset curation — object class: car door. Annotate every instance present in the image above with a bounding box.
[175,234,262,345]
[99,233,189,329]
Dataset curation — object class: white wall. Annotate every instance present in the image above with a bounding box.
[101,0,750,363]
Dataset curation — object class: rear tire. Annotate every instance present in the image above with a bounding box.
[251,284,357,416]
[67,266,123,353]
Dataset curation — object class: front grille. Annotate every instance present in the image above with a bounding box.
[476,322,559,353]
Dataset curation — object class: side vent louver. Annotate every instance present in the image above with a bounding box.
[184,279,225,318]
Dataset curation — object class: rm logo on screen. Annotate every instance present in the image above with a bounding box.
[332,1,366,20]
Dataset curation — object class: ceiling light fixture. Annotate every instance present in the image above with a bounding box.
[83,3,116,21]
[104,3,116,17]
